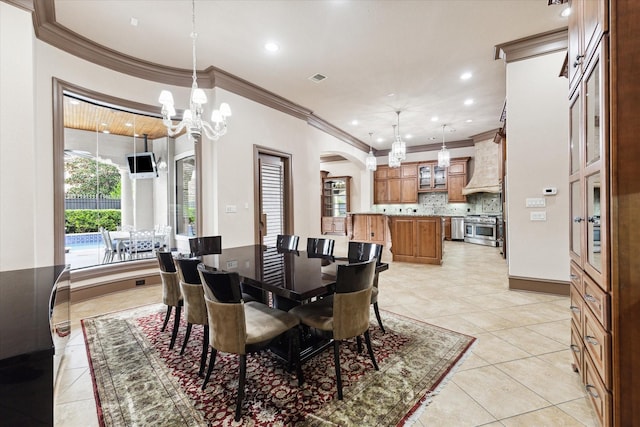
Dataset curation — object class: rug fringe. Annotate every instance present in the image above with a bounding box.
[401,339,478,426]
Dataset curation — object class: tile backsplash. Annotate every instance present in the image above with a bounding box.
[373,192,502,216]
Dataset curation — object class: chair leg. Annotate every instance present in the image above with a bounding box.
[333,340,343,400]
[202,347,217,390]
[235,354,247,422]
[289,328,304,385]
[169,305,181,350]
[373,302,386,334]
[199,326,209,377]
[356,335,363,353]
[364,330,379,371]
[161,306,172,332]
[180,323,193,355]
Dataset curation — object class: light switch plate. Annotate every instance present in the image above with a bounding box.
[226,260,238,269]
[526,198,546,208]
[225,205,237,213]
[530,211,547,221]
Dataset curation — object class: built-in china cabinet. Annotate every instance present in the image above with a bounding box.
[567,1,640,425]
[321,175,350,235]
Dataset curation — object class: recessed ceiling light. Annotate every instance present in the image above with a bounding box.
[376,137,384,143]
[431,116,439,122]
[466,119,473,123]
[351,120,359,126]
[464,99,474,106]
[387,93,395,97]
[460,72,472,80]
[429,137,437,141]
[405,134,412,139]
[561,7,571,17]
[264,42,280,52]
[130,17,139,27]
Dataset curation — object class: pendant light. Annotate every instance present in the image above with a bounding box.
[390,111,407,162]
[438,124,451,167]
[388,124,401,168]
[365,132,377,171]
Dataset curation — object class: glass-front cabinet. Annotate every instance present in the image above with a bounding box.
[569,42,607,288]
[321,176,350,235]
[418,162,447,192]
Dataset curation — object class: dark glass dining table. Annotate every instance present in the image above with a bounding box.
[201,244,389,303]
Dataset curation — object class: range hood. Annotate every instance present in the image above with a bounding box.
[461,137,501,195]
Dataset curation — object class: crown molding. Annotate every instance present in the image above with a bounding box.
[494,27,568,63]
[469,128,502,143]
[375,139,474,157]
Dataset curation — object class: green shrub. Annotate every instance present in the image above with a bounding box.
[65,210,121,233]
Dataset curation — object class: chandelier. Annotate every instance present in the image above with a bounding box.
[438,124,451,167]
[390,111,407,163]
[158,0,231,141]
[388,124,401,168]
[366,132,377,171]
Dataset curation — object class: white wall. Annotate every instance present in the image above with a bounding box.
[319,160,367,213]
[506,51,569,282]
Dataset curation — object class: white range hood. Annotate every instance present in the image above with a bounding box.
[462,138,501,195]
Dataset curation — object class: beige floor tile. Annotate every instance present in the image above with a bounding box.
[456,333,531,366]
[55,399,99,427]
[453,365,551,420]
[458,310,525,332]
[416,382,497,426]
[495,357,586,404]
[457,351,491,371]
[537,349,577,372]
[556,397,600,427]
[423,314,488,336]
[490,326,567,355]
[525,319,571,346]
[56,368,95,405]
[500,406,588,426]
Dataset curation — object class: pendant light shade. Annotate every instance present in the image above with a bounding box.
[365,132,377,171]
[438,124,451,167]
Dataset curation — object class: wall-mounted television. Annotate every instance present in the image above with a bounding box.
[126,152,158,179]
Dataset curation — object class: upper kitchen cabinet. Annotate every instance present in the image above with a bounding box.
[418,162,447,192]
[568,0,607,94]
[447,158,470,203]
[374,164,417,204]
[321,176,350,235]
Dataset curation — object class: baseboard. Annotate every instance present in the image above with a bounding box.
[508,276,569,296]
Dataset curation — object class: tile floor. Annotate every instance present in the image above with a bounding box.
[54,241,598,426]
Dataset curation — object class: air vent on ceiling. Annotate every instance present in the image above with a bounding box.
[308,73,327,83]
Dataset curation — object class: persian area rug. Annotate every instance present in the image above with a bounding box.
[82,304,475,426]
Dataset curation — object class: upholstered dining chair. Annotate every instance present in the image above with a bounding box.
[175,258,209,375]
[348,241,386,333]
[156,251,182,350]
[198,267,304,422]
[306,237,335,258]
[289,259,378,400]
[276,234,299,252]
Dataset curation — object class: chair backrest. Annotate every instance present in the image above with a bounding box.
[156,251,177,273]
[175,258,202,284]
[129,229,156,252]
[306,237,335,258]
[333,259,376,340]
[347,241,383,265]
[198,268,244,303]
[100,227,113,249]
[276,234,299,252]
[189,235,222,257]
[180,280,207,325]
[204,296,246,354]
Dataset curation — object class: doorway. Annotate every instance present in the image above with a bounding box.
[254,147,293,246]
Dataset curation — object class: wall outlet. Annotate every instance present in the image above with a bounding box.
[135,279,145,286]
[530,211,547,221]
[226,260,238,269]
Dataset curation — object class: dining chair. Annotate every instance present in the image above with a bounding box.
[348,241,386,333]
[99,227,119,263]
[175,258,208,374]
[289,259,378,400]
[276,234,299,252]
[156,251,183,350]
[122,229,158,259]
[198,268,304,421]
[189,235,222,258]
[306,237,335,258]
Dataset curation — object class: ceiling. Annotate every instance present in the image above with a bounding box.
[54,0,569,151]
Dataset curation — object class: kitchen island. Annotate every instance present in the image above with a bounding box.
[347,213,443,265]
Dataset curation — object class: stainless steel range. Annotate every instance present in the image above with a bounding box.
[464,215,500,247]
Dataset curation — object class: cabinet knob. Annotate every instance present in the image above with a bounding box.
[570,344,581,354]
[587,216,597,223]
[570,305,581,314]
[570,274,578,280]
[573,54,585,68]
[585,384,600,399]
[585,335,599,346]
[584,293,597,303]
[573,216,584,223]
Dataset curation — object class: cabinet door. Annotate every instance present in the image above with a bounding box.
[391,219,415,257]
[416,218,441,262]
[433,165,447,191]
[369,215,386,244]
[387,179,402,203]
[321,217,335,234]
[332,217,346,234]
[418,164,432,191]
[374,179,388,204]
[400,178,417,203]
[447,174,467,203]
[567,0,583,92]
[352,215,368,241]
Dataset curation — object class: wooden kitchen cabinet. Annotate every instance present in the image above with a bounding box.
[447,157,470,203]
[347,214,387,246]
[388,216,442,265]
[567,0,607,94]
[418,162,446,192]
[321,176,350,235]
[374,163,417,204]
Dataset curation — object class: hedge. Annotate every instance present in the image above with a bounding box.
[65,209,121,233]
